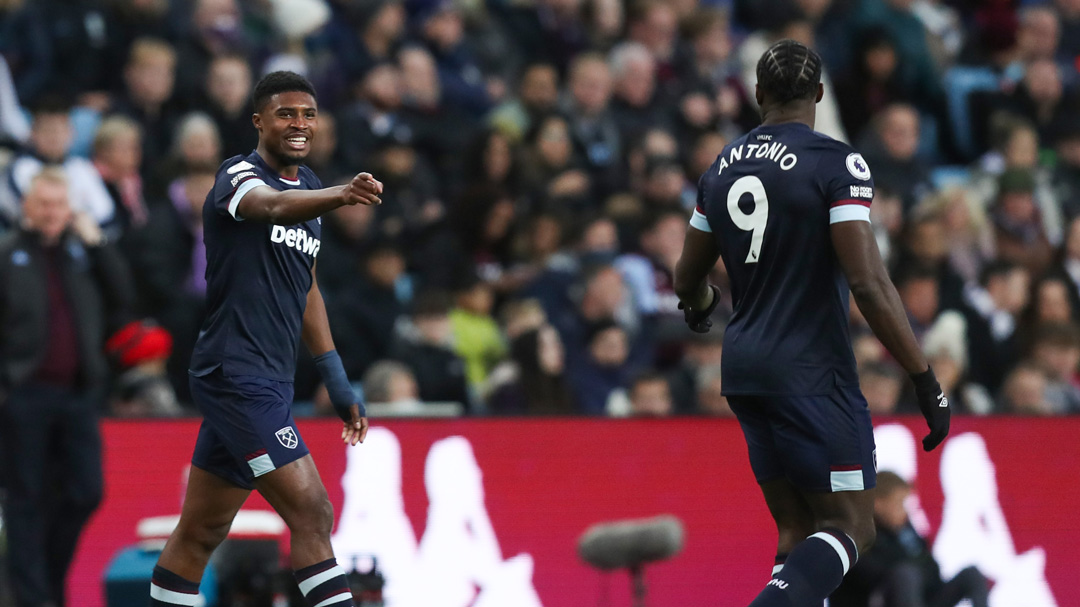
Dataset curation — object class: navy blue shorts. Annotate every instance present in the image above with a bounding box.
[189,368,309,490]
[728,384,876,493]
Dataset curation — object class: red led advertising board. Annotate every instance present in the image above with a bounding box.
[68,417,1078,606]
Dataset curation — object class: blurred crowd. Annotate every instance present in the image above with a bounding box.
[1,0,1080,418]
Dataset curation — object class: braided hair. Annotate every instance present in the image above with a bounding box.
[755,39,822,105]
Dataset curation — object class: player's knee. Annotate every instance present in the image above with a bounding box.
[286,494,335,538]
[176,519,231,555]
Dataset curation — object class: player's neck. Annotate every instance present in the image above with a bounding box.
[255,145,301,180]
[760,103,816,129]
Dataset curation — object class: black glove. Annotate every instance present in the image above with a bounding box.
[911,367,950,452]
[678,285,722,333]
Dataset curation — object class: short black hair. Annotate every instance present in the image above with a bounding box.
[756,39,822,105]
[252,71,317,113]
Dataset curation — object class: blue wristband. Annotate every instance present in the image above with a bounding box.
[313,350,365,420]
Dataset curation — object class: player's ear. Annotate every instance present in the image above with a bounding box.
[252,112,262,132]
[755,84,764,107]
[815,83,824,103]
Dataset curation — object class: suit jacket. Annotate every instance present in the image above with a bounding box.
[0,228,133,392]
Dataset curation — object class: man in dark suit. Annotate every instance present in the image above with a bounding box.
[0,166,132,607]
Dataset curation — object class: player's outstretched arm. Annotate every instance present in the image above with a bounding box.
[302,265,368,445]
[236,172,383,225]
[832,220,949,450]
[674,225,722,332]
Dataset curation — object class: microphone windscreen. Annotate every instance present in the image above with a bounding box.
[577,515,684,570]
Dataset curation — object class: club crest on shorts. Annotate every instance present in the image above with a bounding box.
[276,426,299,449]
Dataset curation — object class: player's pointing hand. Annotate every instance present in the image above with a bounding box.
[343,172,383,206]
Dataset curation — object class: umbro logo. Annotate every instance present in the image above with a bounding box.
[766,578,789,590]
[276,426,299,449]
[938,392,949,408]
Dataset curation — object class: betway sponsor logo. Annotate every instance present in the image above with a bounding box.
[270,225,321,257]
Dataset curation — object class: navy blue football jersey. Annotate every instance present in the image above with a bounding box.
[693,122,875,395]
[190,151,324,381]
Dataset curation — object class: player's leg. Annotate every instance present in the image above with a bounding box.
[746,387,877,607]
[255,456,355,607]
[759,477,815,577]
[151,465,250,606]
[729,397,815,579]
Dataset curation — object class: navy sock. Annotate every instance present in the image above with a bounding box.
[294,559,355,607]
[149,566,200,606]
[749,528,857,607]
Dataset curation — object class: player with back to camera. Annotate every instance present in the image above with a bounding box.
[148,71,383,607]
[673,40,950,607]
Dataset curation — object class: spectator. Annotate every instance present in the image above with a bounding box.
[113,37,181,175]
[397,45,477,183]
[862,103,933,212]
[1026,276,1075,327]
[92,115,148,235]
[521,114,593,213]
[337,62,410,171]
[666,328,724,414]
[992,168,1054,277]
[319,0,406,89]
[489,62,560,141]
[931,188,995,285]
[625,0,679,85]
[921,310,994,415]
[832,471,990,607]
[969,116,1062,247]
[461,128,524,201]
[389,289,473,410]
[105,319,182,418]
[567,319,635,415]
[1000,59,1076,145]
[894,265,940,339]
[487,324,575,414]
[1052,215,1080,312]
[895,208,966,312]
[627,371,673,417]
[126,164,214,400]
[448,274,506,391]
[324,240,409,379]
[608,42,670,143]
[172,0,251,108]
[361,359,421,406]
[1028,322,1080,414]
[561,53,621,194]
[413,0,494,116]
[1050,116,1080,220]
[961,260,1030,394]
[0,97,115,229]
[834,28,909,142]
[202,53,255,159]
[1016,6,1062,64]
[0,168,132,607]
[999,361,1052,415]
[860,361,904,416]
[151,112,222,199]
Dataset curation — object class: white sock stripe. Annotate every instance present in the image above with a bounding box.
[313,590,353,607]
[298,565,346,596]
[810,531,851,574]
[771,564,784,576]
[150,583,201,606]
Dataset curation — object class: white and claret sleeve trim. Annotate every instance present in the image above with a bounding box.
[228,176,269,221]
[828,199,871,224]
[690,205,712,232]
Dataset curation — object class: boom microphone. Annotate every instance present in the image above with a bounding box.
[577,515,685,570]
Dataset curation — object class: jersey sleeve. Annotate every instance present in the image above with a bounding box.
[820,145,875,225]
[211,159,270,221]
